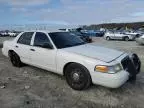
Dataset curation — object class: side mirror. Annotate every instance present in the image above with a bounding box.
[41,43,54,49]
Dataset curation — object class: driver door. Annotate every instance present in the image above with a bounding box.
[30,32,57,72]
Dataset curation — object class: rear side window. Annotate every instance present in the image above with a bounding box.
[17,32,34,45]
[34,32,51,47]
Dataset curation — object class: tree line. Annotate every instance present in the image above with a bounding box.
[82,22,144,30]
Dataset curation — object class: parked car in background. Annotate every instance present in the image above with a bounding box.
[82,30,104,37]
[136,35,144,45]
[0,32,9,37]
[104,31,135,41]
[2,30,141,90]
[95,31,105,37]
[123,31,141,38]
[70,31,92,43]
[60,28,92,43]
[8,32,16,37]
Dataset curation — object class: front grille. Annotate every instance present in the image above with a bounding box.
[121,56,137,76]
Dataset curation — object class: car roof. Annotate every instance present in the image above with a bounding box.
[23,30,67,33]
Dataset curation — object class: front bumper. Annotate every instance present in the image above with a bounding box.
[91,70,129,88]
[91,53,141,88]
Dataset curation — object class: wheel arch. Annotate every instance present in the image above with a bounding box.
[8,50,14,56]
[63,62,76,76]
[123,36,129,40]
[8,50,19,58]
[63,62,90,76]
[124,36,129,38]
[106,36,111,40]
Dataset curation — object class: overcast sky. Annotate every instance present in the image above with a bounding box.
[0,0,144,25]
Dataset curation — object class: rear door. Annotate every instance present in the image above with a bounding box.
[109,32,115,39]
[14,32,34,63]
[114,33,122,39]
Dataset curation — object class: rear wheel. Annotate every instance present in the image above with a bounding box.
[124,36,129,41]
[106,36,110,40]
[65,63,92,90]
[9,51,23,67]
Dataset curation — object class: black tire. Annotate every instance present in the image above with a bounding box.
[65,63,92,90]
[129,75,136,82]
[124,36,129,41]
[88,38,92,43]
[132,54,141,74]
[136,34,140,38]
[9,51,23,67]
[106,36,110,41]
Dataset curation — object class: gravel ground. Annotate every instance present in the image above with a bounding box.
[0,37,144,108]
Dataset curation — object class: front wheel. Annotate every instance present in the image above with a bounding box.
[65,63,92,90]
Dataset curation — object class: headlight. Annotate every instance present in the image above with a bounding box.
[95,64,122,74]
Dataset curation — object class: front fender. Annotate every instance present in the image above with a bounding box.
[56,50,108,75]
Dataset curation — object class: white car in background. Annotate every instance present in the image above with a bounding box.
[2,31,141,90]
[136,35,144,45]
[0,32,8,36]
[104,31,135,41]
[124,31,141,38]
[8,32,16,37]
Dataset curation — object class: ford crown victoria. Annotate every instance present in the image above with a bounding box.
[2,31,141,90]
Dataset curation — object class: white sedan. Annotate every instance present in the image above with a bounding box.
[2,31,141,90]
[136,35,144,45]
[104,31,135,41]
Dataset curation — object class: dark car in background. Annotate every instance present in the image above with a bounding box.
[59,28,93,43]
[82,30,105,37]
[70,31,92,43]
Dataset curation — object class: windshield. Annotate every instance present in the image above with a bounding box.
[49,32,86,49]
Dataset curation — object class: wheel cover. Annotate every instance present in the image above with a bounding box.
[72,73,80,82]
[70,69,85,85]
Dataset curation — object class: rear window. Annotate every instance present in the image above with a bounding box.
[17,32,34,45]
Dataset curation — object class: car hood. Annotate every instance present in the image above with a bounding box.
[63,44,125,63]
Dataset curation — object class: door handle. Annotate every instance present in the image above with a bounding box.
[30,49,35,51]
[15,45,19,48]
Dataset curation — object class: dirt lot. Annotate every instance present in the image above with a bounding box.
[0,37,144,108]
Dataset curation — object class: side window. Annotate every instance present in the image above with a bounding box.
[17,32,34,45]
[34,32,51,47]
